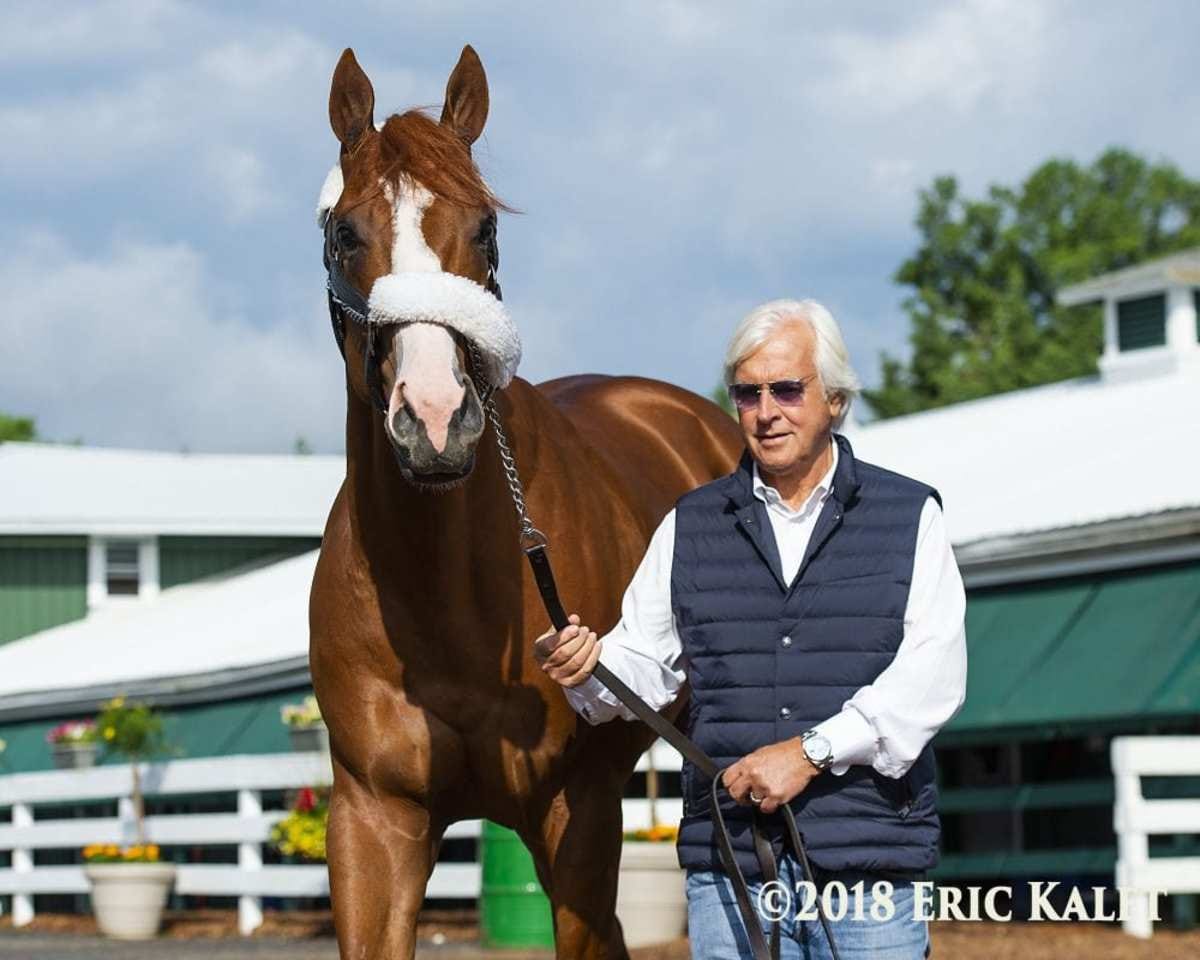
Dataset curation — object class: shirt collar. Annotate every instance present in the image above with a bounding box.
[751,437,838,517]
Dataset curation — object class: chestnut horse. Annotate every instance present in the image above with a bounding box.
[309,46,741,959]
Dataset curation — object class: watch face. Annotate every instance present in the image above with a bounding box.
[805,733,832,764]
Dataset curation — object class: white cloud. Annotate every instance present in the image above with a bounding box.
[0,30,333,182]
[0,228,343,453]
[0,0,196,66]
[202,145,281,223]
[814,0,1049,117]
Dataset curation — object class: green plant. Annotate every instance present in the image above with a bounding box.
[96,696,169,845]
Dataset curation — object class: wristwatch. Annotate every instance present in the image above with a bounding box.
[800,729,834,771]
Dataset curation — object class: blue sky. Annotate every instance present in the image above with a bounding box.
[3,1,1198,452]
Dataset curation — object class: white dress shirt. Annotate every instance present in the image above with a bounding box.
[562,438,967,779]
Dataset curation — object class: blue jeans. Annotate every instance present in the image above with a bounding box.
[686,856,931,959]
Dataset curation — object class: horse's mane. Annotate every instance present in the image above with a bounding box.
[379,109,511,212]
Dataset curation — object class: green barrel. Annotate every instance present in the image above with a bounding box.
[479,820,555,947]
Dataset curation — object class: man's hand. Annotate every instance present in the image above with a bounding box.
[721,737,822,815]
[533,613,602,688]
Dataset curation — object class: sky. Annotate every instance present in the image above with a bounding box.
[2,0,1199,453]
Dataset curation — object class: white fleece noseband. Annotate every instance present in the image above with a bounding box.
[368,272,519,389]
[318,163,521,390]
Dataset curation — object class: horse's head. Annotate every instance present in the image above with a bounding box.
[319,46,516,490]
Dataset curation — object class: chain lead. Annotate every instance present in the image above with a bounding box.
[469,341,546,549]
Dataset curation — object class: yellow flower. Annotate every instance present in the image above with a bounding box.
[110,696,126,709]
[103,726,116,741]
[146,845,160,861]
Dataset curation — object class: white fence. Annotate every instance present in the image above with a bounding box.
[1112,735,1200,938]
[0,743,682,935]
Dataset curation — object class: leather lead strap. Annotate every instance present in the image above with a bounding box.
[526,544,717,779]
[523,543,843,960]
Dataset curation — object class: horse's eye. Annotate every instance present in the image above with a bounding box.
[335,223,360,253]
[475,214,496,247]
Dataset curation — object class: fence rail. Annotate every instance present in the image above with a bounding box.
[0,744,683,935]
[7,737,1198,937]
[1112,735,1200,939]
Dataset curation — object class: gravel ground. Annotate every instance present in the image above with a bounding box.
[2,915,1199,959]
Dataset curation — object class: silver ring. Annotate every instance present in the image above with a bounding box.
[750,792,764,805]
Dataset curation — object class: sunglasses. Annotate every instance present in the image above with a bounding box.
[727,376,817,411]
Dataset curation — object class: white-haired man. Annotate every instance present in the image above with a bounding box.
[535,299,966,959]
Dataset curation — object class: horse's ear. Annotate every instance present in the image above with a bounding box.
[329,48,375,150]
[440,45,489,147]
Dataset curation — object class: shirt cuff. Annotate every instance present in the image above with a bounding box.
[561,674,602,724]
[811,708,878,776]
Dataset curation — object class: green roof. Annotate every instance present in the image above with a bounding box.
[947,559,1200,740]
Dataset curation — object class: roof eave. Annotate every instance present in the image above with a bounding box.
[1057,257,1200,306]
[0,656,312,724]
[958,507,1200,588]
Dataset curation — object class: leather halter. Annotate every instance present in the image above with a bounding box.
[322,210,503,411]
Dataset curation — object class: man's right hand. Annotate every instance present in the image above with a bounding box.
[533,613,602,688]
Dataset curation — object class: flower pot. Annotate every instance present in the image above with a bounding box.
[85,862,176,940]
[52,742,99,769]
[616,840,687,947]
[288,723,330,754]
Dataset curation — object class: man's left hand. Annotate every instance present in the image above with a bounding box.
[722,737,822,814]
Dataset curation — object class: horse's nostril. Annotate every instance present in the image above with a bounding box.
[390,405,416,442]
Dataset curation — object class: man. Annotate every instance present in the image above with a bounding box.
[535,299,967,959]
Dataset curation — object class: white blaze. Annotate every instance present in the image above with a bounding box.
[387,180,441,273]
[385,178,463,456]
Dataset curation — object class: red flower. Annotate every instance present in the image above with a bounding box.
[295,787,316,813]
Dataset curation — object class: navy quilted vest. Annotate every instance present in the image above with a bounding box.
[671,433,942,878]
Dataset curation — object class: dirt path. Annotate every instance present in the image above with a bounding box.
[3,913,1198,959]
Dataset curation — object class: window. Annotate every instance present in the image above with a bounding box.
[1116,294,1166,352]
[87,537,158,607]
[104,540,140,596]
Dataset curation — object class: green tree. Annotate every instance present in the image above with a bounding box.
[0,413,35,442]
[864,148,1200,419]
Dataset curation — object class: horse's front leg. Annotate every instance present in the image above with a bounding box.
[531,776,631,960]
[327,760,439,960]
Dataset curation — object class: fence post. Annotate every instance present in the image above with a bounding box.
[12,802,34,926]
[1112,739,1153,938]
[238,788,264,936]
